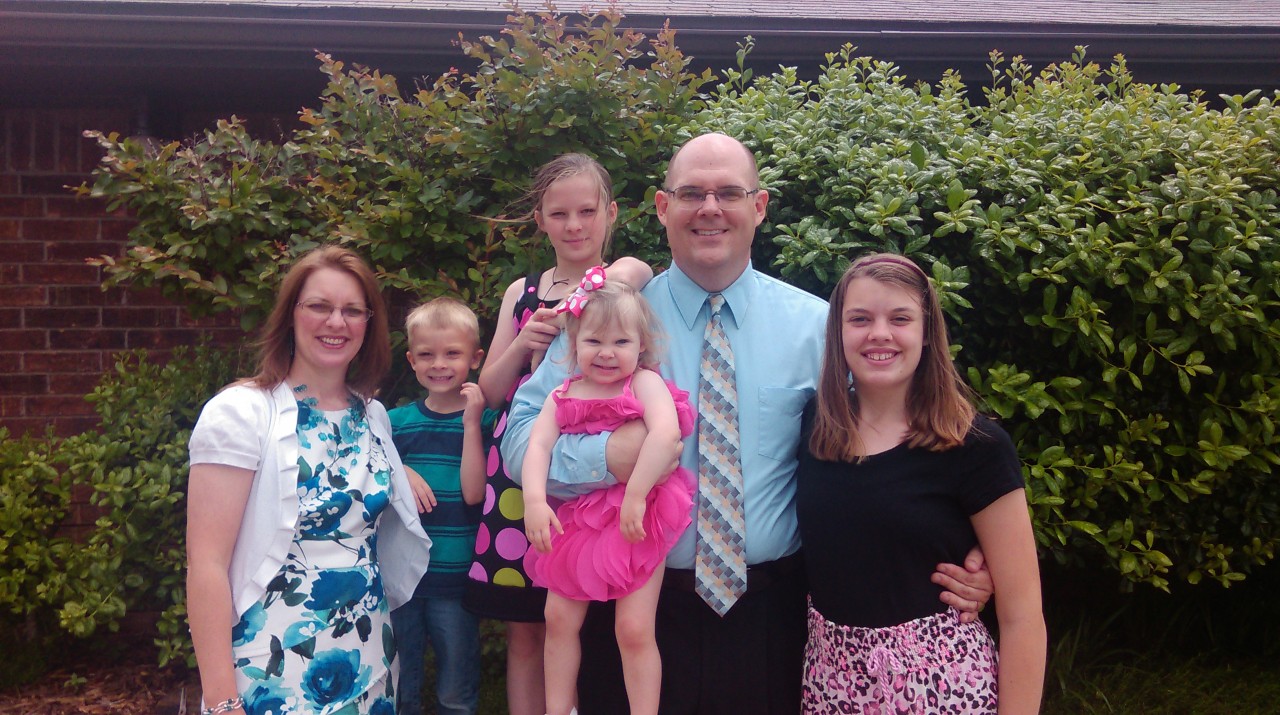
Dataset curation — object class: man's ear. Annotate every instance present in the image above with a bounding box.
[654,188,670,227]
[752,188,770,227]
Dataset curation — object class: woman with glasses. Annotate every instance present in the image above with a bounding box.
[186,245,433,715]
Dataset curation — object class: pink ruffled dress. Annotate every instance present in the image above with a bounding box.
[525,372,695,602]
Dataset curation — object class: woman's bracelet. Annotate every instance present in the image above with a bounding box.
[200,696,244,715]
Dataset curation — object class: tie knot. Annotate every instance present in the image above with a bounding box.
[708,294,725,316]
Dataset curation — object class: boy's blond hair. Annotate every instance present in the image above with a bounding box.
[404,296,481,348]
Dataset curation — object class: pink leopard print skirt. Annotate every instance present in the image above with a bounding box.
[802,601,998,714]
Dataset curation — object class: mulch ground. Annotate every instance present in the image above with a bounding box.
[0,648,198,715]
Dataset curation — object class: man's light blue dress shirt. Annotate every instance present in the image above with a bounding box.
[501,262,828,569]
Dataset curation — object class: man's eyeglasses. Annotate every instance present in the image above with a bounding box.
[664,186,761,207]
[296,300,373,323]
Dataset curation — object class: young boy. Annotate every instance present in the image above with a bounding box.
[388,297,499,715]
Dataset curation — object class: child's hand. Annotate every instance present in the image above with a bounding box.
[516,307,561,358]
[406,466,437,514]
[620,492,647,543]
[460,382,486,425]
[524,500,562,553]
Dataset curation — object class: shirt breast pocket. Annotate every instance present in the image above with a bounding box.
[756,387,810,461]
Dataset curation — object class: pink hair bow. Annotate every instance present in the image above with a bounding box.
[556,265,607,317]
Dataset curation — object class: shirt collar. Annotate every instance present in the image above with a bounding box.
[666,261,756,330]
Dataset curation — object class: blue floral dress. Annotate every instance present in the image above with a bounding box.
[232,395,397,715]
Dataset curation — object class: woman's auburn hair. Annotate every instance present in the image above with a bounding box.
[248,244,391,399]
[808,253,976,462]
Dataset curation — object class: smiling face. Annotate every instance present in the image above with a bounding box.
[841,276,926,399]
[406,325,483,398]
[655,133,768,292]
[291,266,369,382]
[535,172,618,268]
[573,313,645,389]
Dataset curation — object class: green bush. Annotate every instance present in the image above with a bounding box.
[0,346,242,674]
[694,45,1280,590]
[77,6,708,386]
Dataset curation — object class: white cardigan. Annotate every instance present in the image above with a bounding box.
[188,381,432,616]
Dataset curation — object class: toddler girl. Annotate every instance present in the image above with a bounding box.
[522,276,694,715]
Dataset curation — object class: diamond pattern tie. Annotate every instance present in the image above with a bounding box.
[695,294,747,616]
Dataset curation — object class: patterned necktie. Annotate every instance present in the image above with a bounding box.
[695,293,747,616]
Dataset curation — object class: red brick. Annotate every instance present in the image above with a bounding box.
[99,219,137,242]
[32,112,60,172]
[0,286,47,307]
[0,196,43,217]
[0,219,20,238]
[0,329,47,350]
[23,351,102,372]
[49,328,125,350]
[123,285,170,305]
[0,240,43,261]
[0,417,51,438]
[26,394,93,415]
[128,328,206,350]
[51,285,127,306]
[0,308,19,328]
[0,353,19,373]
[47,241,121,262]
[49,372,102,394]
[103,306,176,328]
[179,311,241,328]
[0,265,18,284]
[7,114,34,170]
[23,263,100,285]
[0,175,18,194]
[70,483,95,503]
[58,415,98,435]
[21,174,87,196]
[23,219,99,242]
[0,373,48,393]
[57,122,84,173]
[25,307,101,328]
[44,196,114,219]
[0,394,19,417]
[78,110,131,137]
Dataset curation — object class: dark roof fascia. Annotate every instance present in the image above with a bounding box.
[2,0,1277,108]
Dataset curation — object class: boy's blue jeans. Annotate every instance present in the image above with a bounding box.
[391,595,480,715]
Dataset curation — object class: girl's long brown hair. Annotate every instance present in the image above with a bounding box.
[249,245,390,399]
[808,253,976,462]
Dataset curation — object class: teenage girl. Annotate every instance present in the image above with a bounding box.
[467,153,651,715]
[795,253,1046,714]
[522,279,694,715]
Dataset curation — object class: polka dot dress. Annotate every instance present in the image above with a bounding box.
[463,275,558,622]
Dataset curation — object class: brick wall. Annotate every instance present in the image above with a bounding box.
[0,108,244,438]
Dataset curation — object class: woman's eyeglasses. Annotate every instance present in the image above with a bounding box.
[296,300,373,323]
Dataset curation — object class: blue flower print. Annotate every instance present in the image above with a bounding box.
[298,487,353,537]
[300,648,369,708]
[242,678,295,715]
[361,488,389,522]
[366,438,391,486]
[281,617,324,651]
[232,602,267,648]
[369,697,395,715]
[305,569,369,615]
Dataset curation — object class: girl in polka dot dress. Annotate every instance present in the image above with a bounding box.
[469,153,651,715]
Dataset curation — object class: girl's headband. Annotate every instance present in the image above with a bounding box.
[556,265,607,317]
